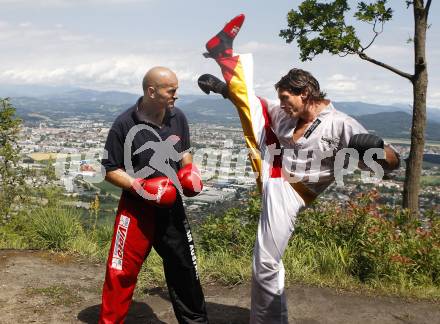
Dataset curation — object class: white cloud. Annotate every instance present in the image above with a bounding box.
[0,13,438,107]
[325,74,358,92]
[19,22,31,28]
[327,74,357,82]
[367,44,411,57]
[363,44,413,72]
[0,0,146,6]
[0,56,200,93]
[372,84,396,94]
[237,41,286,54]
[326,81,357,91]
[429,92,440,106]
[0,21,204,93]
[0,21,98,48]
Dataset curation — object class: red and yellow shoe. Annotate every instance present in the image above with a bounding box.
[203,14,245,59]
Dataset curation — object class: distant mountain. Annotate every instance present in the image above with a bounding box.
[336,101,405,116]
[357,111,440,141]
[40,89,140,106]
[336,101,440,124]
[4,86,440,140]
[10,93,220,123]
[180,98,240,124]
[390,102,440,120]
[179,100,440,140]
[4,84,440,118]
[0,84,77,98]
[11,96,127,121]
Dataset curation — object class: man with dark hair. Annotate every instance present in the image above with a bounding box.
[275,68,326,101]
[199,14,399,323]
[99,66,208,324]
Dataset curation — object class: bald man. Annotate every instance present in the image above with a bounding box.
[100,67,208,323]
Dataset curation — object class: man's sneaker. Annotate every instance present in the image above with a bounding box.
[204,14,245,59]
[198,74,229,99]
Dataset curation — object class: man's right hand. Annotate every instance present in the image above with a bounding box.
[198,74,229,99]
[130,177,176,208]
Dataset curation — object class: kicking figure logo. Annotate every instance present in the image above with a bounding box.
[124,124,189,198]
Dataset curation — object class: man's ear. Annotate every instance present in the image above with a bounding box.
[300,89,309,101]
[146,86,156,99]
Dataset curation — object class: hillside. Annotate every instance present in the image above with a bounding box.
[357,111,440,141]
[5,87,440,140]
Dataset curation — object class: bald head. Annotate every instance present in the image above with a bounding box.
[142,66,177,93]
[141,66,179,112]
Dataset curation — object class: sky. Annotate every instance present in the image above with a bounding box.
[0,0,439,107]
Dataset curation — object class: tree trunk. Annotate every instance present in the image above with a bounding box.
[402,0,428,218]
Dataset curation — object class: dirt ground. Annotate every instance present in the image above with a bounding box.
[0,249,439,324]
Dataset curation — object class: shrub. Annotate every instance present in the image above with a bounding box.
[28,206,83,251]
[198,194,260,256]
[2,187,438,297]
[294,190,440,287]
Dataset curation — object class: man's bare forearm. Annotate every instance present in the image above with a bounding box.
[181,152,193,167]
[105,169,135,190]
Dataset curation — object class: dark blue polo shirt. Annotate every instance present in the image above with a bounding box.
[102,97,190,180]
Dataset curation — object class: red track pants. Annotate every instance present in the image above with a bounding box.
[99,193,208,324]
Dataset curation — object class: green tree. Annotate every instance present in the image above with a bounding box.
[0,98,27,222]
[42,156,58,183]
[279,0,432,217]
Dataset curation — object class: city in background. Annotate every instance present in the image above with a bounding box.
[11,89,440,225]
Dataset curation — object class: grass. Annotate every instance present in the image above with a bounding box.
[28,207,84,250]
[194,192,440,300]
[2,191,439,301]
[94,180,122,198]
[420,176,440,187]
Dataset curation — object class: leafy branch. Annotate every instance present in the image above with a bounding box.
[279,0,413,80]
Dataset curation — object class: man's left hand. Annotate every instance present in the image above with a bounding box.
[348,133,384,158]
[178,163,203,197]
